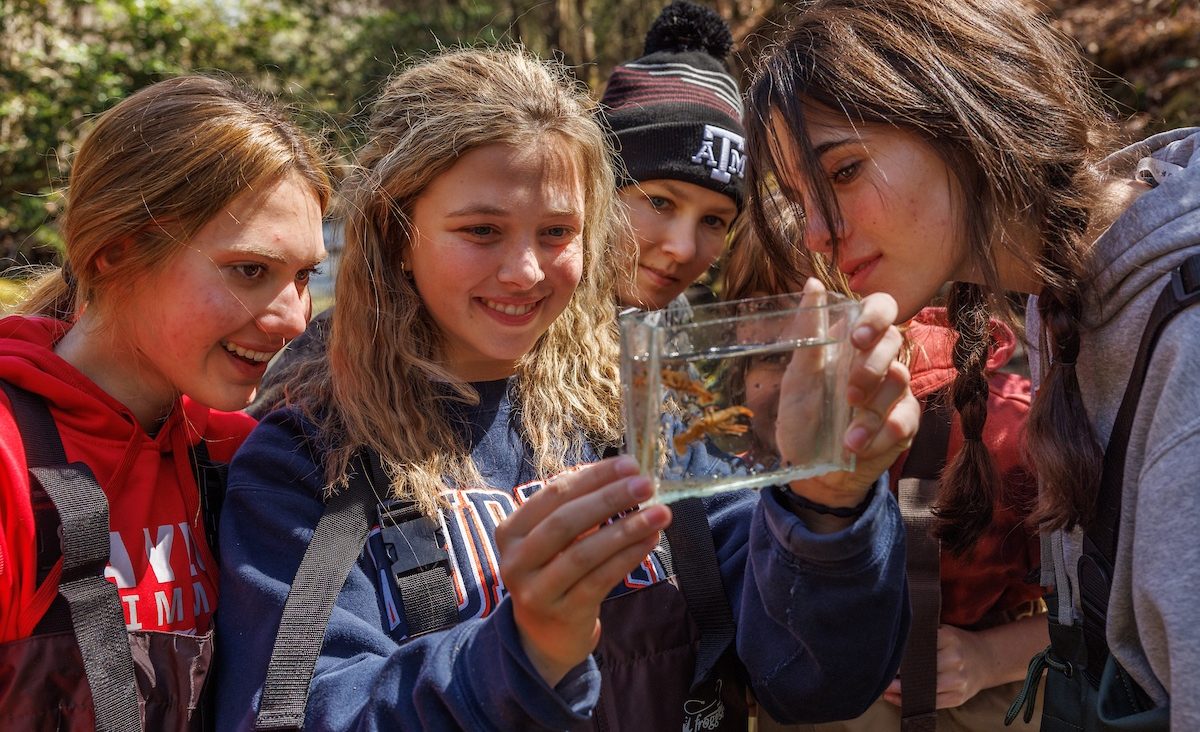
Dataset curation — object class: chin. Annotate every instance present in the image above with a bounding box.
[190,386,256,413]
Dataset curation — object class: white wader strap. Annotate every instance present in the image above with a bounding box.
[897,396,952,732]
[1,381,142,732]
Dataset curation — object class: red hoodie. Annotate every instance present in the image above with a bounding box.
[892,307,1043,628]
[0,315,255,642]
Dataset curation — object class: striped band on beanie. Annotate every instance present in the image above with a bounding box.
[599,1,746,208]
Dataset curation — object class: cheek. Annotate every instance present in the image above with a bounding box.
[626,208,661,256]
[695,233,727,270]
[552,243,585,287]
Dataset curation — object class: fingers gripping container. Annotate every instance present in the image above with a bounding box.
[619,292,860,504]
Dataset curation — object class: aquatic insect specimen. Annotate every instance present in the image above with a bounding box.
[673,405,754,455]
[660,368,717,405]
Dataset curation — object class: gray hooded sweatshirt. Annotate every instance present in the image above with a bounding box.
[1028,127,1200,726]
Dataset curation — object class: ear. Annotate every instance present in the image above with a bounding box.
[93,237,135,274]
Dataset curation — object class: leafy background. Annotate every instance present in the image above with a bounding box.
[2,0,1197,295]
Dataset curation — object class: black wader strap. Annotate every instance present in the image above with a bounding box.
[255,449,459,730]
[896,395,953,732]
[1077,252,1200,680]
[254,451,377,731]
[664,496,736,687]
[190,440,229,565]
[0,381,142,732]
[377,498,458,637]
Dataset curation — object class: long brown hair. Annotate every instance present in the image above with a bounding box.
[290,47,626,515]
[18,75,332,322]
[743,0,1119,548]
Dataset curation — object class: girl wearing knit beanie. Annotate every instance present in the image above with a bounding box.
[600,0,745,311]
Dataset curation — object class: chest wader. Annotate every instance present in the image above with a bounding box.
[254,450,749,731]
[0,382,227,732]
[1005,253,1200,731]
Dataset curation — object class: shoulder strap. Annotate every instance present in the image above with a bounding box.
[896,394,953,732]
[664,496,737,687]
[189,440,228,565]
[255,448,459,730]
[1077,252,1200,678]
[0,381,142,732]
[254,451,378,731]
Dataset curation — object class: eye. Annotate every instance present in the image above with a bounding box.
[647,195,670,211]
[701,214,729,230]
[831,161,860,184]
[231,263,267,280]
[751,351,791,369]
[465,225,497,237]
[296,264,322,284]
[543,225,576,240]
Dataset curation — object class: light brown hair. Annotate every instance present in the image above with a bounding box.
[18,75,332,322]
[289,47,626,514]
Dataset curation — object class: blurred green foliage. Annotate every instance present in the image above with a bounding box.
[2,0,1195,272]
[0,0,666,268]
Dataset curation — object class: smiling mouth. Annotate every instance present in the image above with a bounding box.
[843,256,879,279]
[641,265,677,283]
[222,341,277,364]
[480,298,540,316]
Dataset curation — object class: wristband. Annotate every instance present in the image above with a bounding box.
[774,483,876,519]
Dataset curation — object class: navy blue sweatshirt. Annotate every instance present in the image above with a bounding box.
[215,379,908,730]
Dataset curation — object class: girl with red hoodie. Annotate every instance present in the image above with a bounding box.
[0,75,330,730]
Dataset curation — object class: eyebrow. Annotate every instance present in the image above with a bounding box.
[813,138,859,156]
[656,180,739,216]
[229,244,326,267]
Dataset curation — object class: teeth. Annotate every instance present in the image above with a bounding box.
[482,299,536,316]
[222,342,275,363]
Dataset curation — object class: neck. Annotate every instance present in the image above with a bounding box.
[54,310,177,433]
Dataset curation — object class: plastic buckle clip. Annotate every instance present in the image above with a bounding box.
[378,501,448,576]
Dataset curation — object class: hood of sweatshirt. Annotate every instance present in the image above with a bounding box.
[1087,127,1200,329]
[0,315,218,445]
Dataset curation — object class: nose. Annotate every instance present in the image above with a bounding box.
[804,205,835,257]
[257,283,310,342]
[659,220,699,265]
[498,241,546,289]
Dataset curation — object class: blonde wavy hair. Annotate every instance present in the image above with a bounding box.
[18,75,332,321]
[291,47,626,514]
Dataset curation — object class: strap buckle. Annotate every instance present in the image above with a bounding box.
[377,501,448,576]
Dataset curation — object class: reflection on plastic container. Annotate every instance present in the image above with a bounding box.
[619,292,860,505]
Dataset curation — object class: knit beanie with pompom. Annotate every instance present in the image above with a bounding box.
[599,0,746,208]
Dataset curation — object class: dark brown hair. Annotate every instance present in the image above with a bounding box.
[743,0,1119,547]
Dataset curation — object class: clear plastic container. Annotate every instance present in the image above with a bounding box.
[619,291,860,504]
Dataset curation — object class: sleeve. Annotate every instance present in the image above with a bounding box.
[0,394,38,642]
[1109,309,1200,726]
[214,411,601,732]
[707,478,909,724]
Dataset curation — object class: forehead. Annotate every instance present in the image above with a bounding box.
[424,138,587,210]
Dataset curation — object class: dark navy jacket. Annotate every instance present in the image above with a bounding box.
[215,379,909,730]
